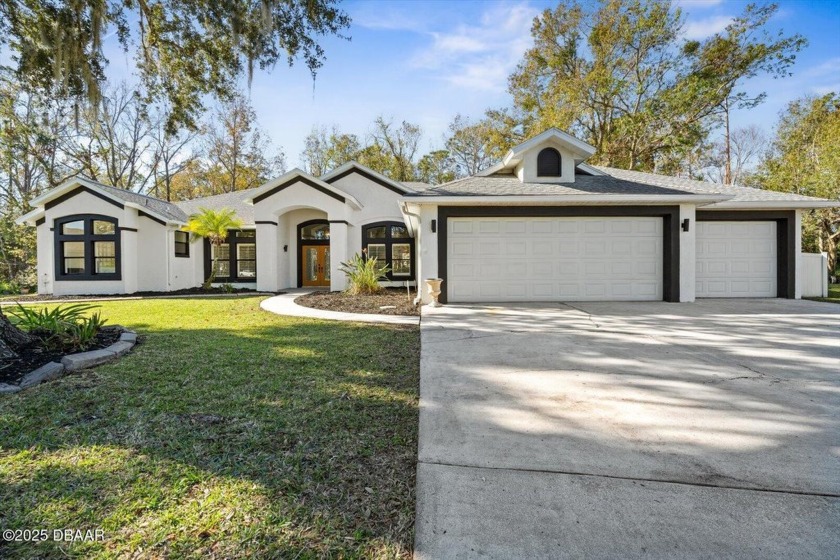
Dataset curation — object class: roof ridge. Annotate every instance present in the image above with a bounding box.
[173,187,260,206]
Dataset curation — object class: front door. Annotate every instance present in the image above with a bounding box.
[302,245,330,287]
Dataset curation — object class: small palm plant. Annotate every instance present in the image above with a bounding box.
[340,252,390,295]
[185,207,243,289]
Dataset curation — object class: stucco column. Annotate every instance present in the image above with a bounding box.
[256,222,279,292]
[795,209,803,299]
[121,208,139,294]
[329,220,348,291]
[678,204,696,302]
[37,222,53,294]
[418,204,439,304]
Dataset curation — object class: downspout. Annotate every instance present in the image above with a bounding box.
[399,200,421,238]
[399,201,424,305]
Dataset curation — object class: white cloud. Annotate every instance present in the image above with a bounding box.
[409,2,538,92]
[674,0,724,8]
[683,15,733,40]
[352,10,419,32]
[813,83,840,95]
[802,57,840,78]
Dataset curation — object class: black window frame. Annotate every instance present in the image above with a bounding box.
[203,229,257,283]
[54,214,122,281]
[537,147,562,177]
[174,230,190,258]
[362,221,415,281]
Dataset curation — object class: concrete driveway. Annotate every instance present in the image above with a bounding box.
[414,299,840,559]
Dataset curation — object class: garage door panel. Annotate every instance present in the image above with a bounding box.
[696,221,776,298]
[584,240,607,255]
[531,220,554,234]
[447,216,663,302]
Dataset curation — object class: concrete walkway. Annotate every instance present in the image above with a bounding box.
[415,299,840,559]
[260,290,420,325]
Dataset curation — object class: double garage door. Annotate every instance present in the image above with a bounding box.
[446,217,778,302]
[447,217,664,302]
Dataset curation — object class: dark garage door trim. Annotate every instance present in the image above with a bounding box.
[696,210,796,299]
[437,206,681,304]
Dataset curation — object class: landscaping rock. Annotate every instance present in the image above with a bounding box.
[0,383,22,394]
[119,331,137,343]
[106,341,134,357]
[19,361,65,389]
[62,348,116,372]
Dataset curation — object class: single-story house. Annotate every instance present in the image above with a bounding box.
[18,128,835,303]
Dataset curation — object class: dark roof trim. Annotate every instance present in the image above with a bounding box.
[35,217,45,226]
[255,220,278,226]
[119,227,138,232]
[253,176,345,204]
[139,210,166,226]
[696,210,796,298]
[45,186,124,211]
[325,167,406,195]
[328,220,350,225]
[436,205,680,304]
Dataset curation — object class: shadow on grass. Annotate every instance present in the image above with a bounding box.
[0,297,420,559]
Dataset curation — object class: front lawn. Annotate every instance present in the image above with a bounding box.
[0,296,420,558]
[807,283,840,304]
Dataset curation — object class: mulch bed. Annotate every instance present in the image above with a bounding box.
[0,326,122,385]
[296,288,420,316]
[1,286,261,303]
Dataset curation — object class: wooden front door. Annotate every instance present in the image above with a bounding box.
[301,245,330,287]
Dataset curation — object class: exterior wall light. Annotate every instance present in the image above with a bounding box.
[681,218,690,232]
[431,219,437,233]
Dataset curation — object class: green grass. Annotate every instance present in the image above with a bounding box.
[807,283,840,304]
[0,296,420,558]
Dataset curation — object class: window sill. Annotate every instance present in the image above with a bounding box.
[56,275,122,282]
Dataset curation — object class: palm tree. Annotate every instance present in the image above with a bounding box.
[185,208,243,289]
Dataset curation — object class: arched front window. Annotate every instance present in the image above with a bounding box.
[362,222,414,280]
[537,147,562,177]
[54,214,121,280]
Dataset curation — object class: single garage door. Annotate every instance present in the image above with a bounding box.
[696,221,777,297]
[447,217,663,302]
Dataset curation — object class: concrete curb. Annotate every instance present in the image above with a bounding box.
[2,329,137,394]
[260,290,420,326]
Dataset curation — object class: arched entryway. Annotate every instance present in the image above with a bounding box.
[297,220,330,287]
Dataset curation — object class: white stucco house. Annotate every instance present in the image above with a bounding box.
[17,129,835,304]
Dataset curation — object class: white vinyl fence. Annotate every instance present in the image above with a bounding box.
[801,253,829,298]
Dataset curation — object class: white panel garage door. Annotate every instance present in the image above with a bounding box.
[447,217,663,302]
[696,221,777,297]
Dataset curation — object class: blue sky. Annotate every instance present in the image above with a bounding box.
[51,0,840,167]
[244,0,840,167]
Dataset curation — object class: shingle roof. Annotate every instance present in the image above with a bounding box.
[411,173,700,197]
[410,165,830,204]
[94,183,189,222]
[593,166,827,203]
[401,181,434,192]
[174,188,260,226]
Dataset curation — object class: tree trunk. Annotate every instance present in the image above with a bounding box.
[723,98,732,185]
[824,228,838,283]
[0,307,34,359]
[203,241,219,289]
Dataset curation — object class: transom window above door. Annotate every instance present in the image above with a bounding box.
[300,222,330,240]
[362,222,414,280]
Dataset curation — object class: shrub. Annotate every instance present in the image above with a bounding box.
[9,303,107,350]
[340,253,390,295]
